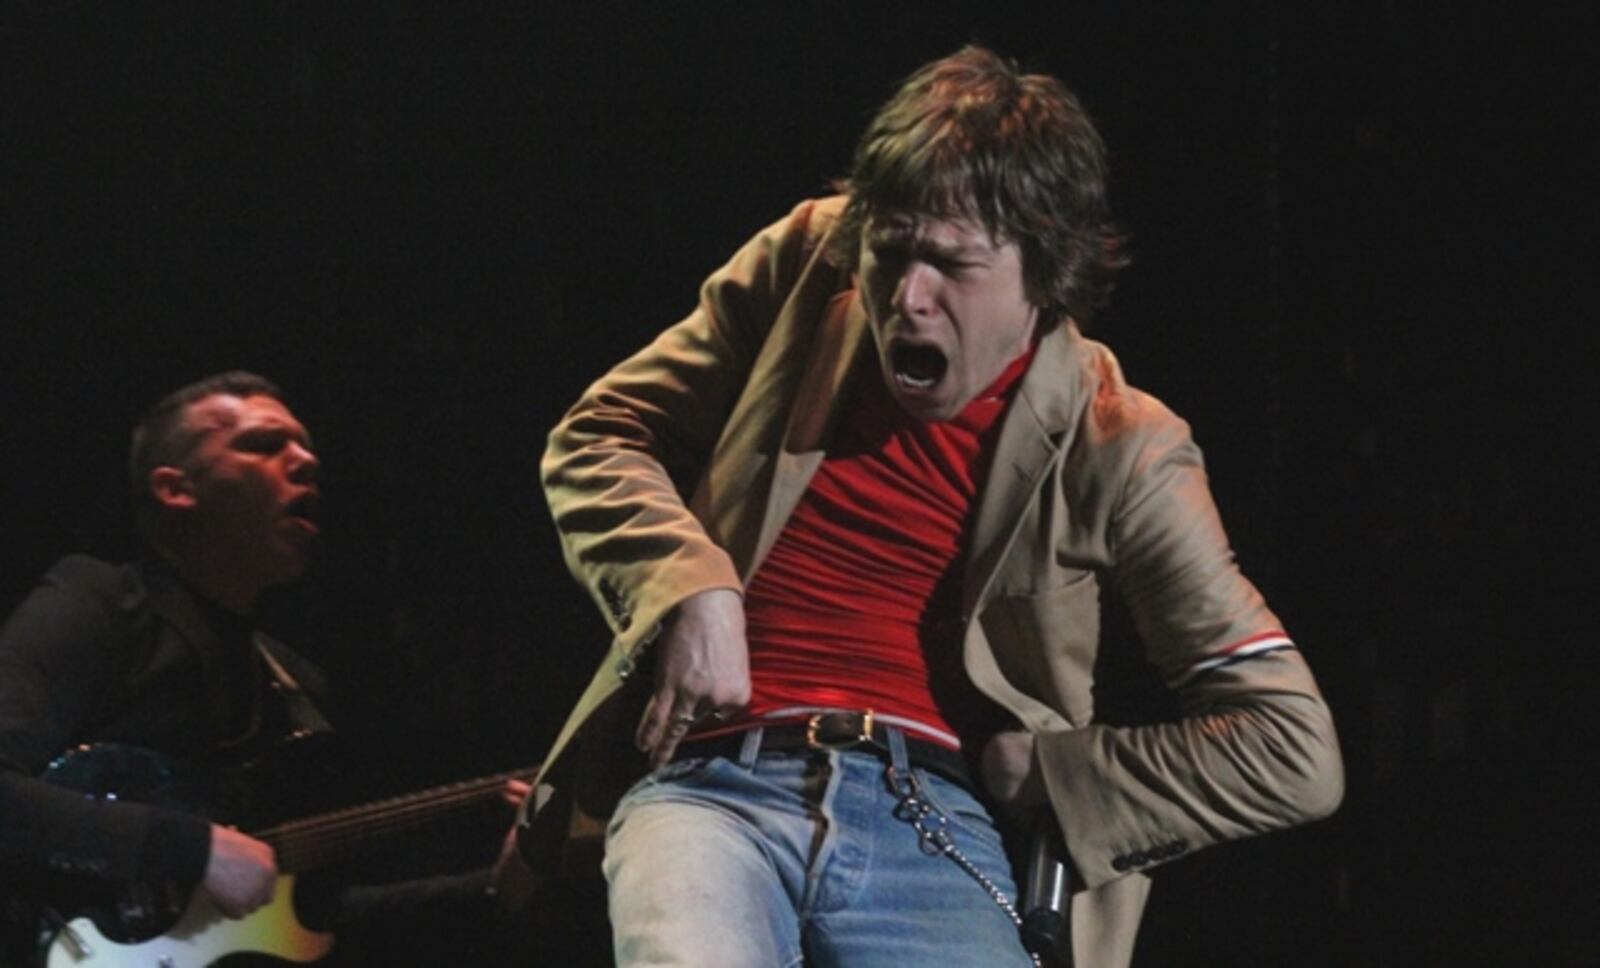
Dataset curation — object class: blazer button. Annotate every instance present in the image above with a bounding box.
[615,654,635,680]
[599,579,630,630]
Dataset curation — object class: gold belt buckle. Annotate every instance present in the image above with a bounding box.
[805,710,874,750]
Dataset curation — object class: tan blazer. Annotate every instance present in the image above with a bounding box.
[535,197,1343,967]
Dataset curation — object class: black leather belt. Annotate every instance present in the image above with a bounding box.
[672,710,972,791]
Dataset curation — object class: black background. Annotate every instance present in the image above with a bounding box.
[3,3,1595,964]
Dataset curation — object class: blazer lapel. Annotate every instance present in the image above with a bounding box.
[745,293,871,578]
[961,324,1092,619]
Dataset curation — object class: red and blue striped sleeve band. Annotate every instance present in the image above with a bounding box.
[1172,630,1296,687]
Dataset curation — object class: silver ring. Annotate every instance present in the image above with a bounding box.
[670,713,697,727]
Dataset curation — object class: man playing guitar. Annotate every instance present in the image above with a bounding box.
[0,372,497,966]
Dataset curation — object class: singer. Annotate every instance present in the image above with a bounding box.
[501,46,1344,968]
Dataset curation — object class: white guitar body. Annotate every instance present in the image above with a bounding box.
[45,874,332,968]
[32,743,533,967]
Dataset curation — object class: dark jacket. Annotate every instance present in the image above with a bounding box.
[0,554,329,892]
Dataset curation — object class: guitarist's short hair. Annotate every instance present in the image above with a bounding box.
[129,371,284,539]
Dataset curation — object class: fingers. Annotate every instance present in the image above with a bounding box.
[635,693,698,769]
[501,778,532,809]
[204,826,278,918]
[634,588,753,767]
[238,877,276,917]
[655,706,698,769]
[490,824,538,911]
[633,692,665,758]
[979,729,1046,816]
[635,694,743,769]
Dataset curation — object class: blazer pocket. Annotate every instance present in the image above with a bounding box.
[982,574,1102,727]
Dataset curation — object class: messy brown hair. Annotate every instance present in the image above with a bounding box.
[829,46,1128,329]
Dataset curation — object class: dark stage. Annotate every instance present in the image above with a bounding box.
[3,3,1593,965]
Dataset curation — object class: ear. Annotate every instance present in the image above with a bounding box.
[149,466,197,511]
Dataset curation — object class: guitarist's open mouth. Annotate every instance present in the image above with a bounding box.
[284,491,321,536]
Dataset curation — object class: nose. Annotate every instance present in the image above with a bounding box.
[892,262,937,318]
[286,441,319,484]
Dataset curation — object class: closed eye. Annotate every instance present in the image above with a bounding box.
[934,256,983,277]
[868,241,910,269]
[232,427,309,456]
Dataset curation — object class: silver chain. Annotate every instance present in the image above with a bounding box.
[885,765,1043,968]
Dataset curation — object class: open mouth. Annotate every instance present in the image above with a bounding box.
[890,342,948,390]
[284,491,321,528]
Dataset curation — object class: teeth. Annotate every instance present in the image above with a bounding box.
[896,372,936,389]
[890,343,947,391]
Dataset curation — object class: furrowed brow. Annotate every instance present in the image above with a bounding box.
[922,237,993,264]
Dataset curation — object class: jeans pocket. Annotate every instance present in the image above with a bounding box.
[642,755,716,788]
[609,756,718,840]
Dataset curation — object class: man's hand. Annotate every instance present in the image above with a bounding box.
[635,587,751,768]
[487,778,542,911]
[980,729,1048,818]
[203,825,278,918]
[501,776,533,808]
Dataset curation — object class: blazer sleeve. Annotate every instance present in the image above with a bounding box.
[1036,405,1344,890]
[0,558,211,890]
[540,199,832,657]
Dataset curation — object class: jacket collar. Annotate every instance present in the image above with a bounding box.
[782,291,872,454]
[141,557,259,737]
[741,292,872,578]
[961,322,1096,618]
[142,558,251,658]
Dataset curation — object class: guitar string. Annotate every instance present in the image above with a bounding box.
[261,771,529,841]
[269,779,525,868]
[258,769,537,869]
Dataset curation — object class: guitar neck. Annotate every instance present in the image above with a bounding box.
[255,767,533,873]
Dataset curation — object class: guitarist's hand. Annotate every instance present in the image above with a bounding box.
[635,588,751,769]
[203,825,278,918]
[491,824,535,912]
[502,777,532,808]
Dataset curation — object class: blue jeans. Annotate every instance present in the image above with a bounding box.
[604,727,1034,967]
